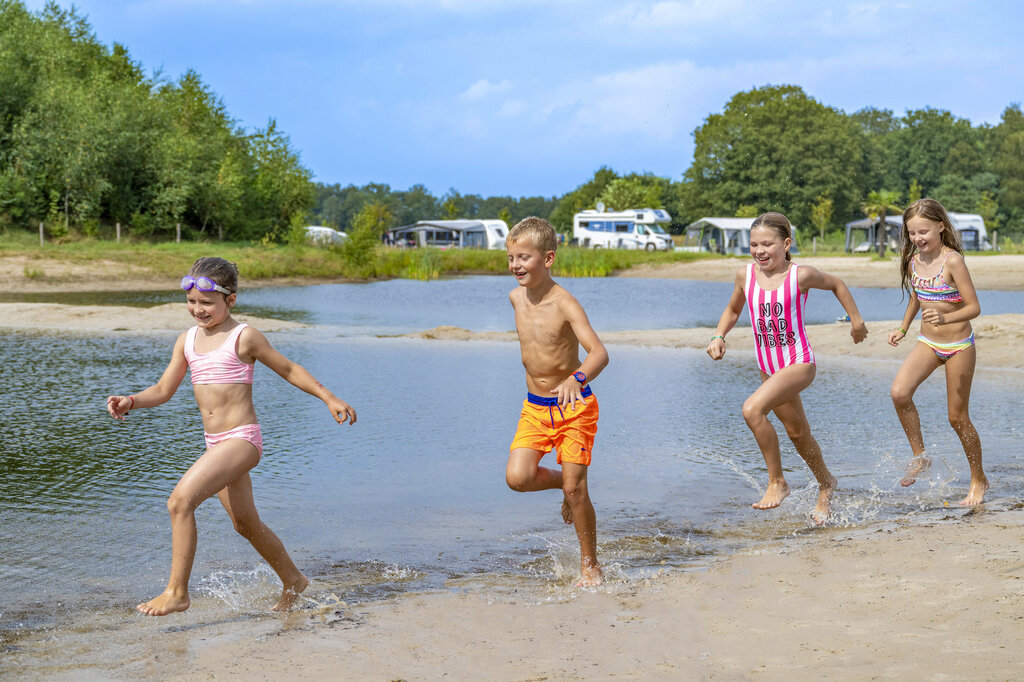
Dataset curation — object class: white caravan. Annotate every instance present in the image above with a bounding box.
[573,208,673,250]
[389,219,508,249]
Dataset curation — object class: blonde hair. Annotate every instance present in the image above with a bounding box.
[188,257,239,294]
[750,212,793,261]
[507,217,557,253]
[899,198,962,295]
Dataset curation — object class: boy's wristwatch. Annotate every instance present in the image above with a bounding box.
[573,371,587,384]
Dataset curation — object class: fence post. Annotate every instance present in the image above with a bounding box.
[176,223,181,243]
[39,222,44,247]
[993,230,998,251]
[218,225,223,241]
[812,236,817,255]
[116,222,121,243]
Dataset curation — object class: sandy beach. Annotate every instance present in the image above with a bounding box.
[175,511,1024,681]
[4,253,1024,680]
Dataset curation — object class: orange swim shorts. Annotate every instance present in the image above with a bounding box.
[509,385,599,466]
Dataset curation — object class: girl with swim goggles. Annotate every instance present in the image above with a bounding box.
[106,256,358,616]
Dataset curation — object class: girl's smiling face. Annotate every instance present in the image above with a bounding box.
[186,289,235,328]
[749,226,791,271]
[905,215,945,255]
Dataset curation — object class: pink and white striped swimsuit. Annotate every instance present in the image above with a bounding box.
[745,263,815,375]
[184,323,255,385]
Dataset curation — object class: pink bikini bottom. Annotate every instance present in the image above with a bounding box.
[204,423,263,455]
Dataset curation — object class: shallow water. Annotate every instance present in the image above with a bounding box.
[2,278,1023,674]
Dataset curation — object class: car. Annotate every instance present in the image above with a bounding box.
[305,226,347,246]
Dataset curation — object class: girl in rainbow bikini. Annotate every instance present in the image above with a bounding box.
[888,198,988,506]
[707,212,868,524]
[106,257,357,616]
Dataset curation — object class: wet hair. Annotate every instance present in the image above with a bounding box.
[507,217,557,254]
[898,198,962,295]
[750,212,793,261]
[187,256,239,294]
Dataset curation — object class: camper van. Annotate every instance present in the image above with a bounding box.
[387,219,508,250]
[573,208,673,250]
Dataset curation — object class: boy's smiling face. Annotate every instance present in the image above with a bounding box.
[507,238,554,287]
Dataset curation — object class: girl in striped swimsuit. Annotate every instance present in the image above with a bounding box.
[707,213,868,523]
[106,257,357,615]
[888,198,988,505]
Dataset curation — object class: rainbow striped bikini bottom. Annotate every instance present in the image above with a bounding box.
[918,332,975,360]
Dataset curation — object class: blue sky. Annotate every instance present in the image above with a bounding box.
[25,0,1024,198]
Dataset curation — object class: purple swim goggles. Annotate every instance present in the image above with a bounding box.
[180,275,231,295]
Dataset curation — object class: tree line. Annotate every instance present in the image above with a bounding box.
[314,85,1024,240]
[3,3,1022,242]
[0,1,312,241]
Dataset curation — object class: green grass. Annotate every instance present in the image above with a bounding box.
[0,232,715,282]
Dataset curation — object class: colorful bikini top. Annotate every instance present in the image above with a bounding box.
[911,252,962,303]
[184,323,255,385]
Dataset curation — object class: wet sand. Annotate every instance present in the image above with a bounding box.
[121,511,1024,680]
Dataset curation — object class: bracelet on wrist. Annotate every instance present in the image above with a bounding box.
[898,327,907,335]
[128,395,135,411]
[710,335,724,342]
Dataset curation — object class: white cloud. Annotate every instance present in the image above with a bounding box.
[461,78,514,101]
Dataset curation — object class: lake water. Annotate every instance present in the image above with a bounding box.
[2,276,1023,674]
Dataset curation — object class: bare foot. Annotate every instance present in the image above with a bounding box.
[270,573,309,612]
[899,454,931,486]
[137,589,190,616]
[811,476,837,526]
[576,562,603,588]
[561,496,574,525]
[958,479,990,506]
[752,480,790,510]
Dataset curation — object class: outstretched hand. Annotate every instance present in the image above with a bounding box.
[106,395,132,420]
[327,397,357,425]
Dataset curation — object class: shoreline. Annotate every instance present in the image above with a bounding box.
[179,510,1024,680]
[6,253,1024,293]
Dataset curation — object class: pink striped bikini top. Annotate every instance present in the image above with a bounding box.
[745,263,815,376]
[184,323,255,385]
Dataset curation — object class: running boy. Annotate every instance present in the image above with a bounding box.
[504,217,609,587]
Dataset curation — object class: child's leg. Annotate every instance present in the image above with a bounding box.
[890,343,942,485]
[561,462,601,586]
[943,346,988,505]
[772,394,836,524]
[741,363,816,510]
[217,472,309,611]
[506,447,561,492]
[137,439,260,616]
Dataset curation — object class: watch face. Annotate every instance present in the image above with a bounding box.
[573,372,586,383]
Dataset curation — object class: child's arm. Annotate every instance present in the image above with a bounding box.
[106,334,188,420]
[888,296,920,347]
[921,253,980,326]
[800,266,868,344]
[706,268,746,360]
[242,328,357,425]
[552,297,609,409]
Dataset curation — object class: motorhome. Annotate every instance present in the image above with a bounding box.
[572,208,673,250]
[388,219,508,249]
